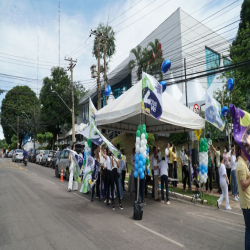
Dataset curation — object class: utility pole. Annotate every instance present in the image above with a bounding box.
[184,58,191,192]
[65,57,77,143]
[97,35,101,110]
[17,116,19,149]
[58,0,60,66]
[33,101,36,149]
[103,39,108,106]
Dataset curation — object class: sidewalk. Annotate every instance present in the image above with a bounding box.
[125,173,241,210]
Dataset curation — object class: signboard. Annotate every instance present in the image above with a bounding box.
[193,103,200,116]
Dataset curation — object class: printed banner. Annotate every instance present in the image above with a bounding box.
[89,98,97,126]
[77,123,121,158]
[142,72,163,120]
[21,132,31,147]
[68,150,83,182]
[230,105,250,161]
[205,92,225,131]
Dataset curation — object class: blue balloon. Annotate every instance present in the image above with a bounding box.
[88,152,91,155]
[139,168,142,174]
[146,147,149,154]
[139,154,143,161]
[140,172,145,180]
[158,184,161,189]
[198,166,201,172]
[134,171,138,178]
[135,154,139,162]
[84,154,86,160]
[135,163,138,171]
[143,158,146,165]
[201,169,205,175]
[147,168,150,175]
[227,78,234,91]
[139,160,143,168]
[142,165,145,172]
[104,85,111,97]
[159,80,167,92]
[161,59,171,73]
[201,164,205,170]
[221,106,229,117]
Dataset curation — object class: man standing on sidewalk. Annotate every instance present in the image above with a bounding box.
[236,148,250,249]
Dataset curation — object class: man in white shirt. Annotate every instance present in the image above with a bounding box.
[153,152,160,201]
[165,143,170,164]
[159,157,170,204]
[157,147,162,162]
[121,149,127,191]
[151,146,156,198]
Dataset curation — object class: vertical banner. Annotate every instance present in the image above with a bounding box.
[142,72,163,120]
[230,104,250,161]
[205,92,225,131]
[89,98,97,125]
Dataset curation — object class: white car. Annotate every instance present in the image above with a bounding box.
[36,150,45,164]
[41,150,56,167]
[12,149,24,162]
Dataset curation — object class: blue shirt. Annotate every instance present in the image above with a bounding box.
[23,151,28,157]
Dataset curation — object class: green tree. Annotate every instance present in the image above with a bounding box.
[92,23,116,60]
[9,134,17,150]
[37,133,45,144]
[40,67,85,148]
[147,39,164,79]
[0,139,8,149]
[169,133,186,145]
[0,86,40,144]
[147,133,155,151]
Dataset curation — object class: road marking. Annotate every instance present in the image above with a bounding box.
[46,180,55,185]
[220,209,243,216]
[73,193,90,201]
[30,172,38,176]
[135,222,184,248]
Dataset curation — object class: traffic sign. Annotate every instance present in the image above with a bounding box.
[193,103,200,116]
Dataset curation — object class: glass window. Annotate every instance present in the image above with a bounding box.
[223,57,231,66]
[64,150,69,158]
[205,47,220,88]
[60,151,65,158]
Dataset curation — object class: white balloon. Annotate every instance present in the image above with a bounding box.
[143,152,146,158]
[204,172,207,178]
[136,137,140,144]
[140,147,144,154]
[141,133,145,140]
[200,175,204,183]
[144,139,147,145]
[143,145,147,152]
[136,145,140,153]
[140,140,145,147]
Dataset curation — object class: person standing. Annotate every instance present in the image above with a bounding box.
[217,155,231,210]
[231,148,238,201]
[165,143,170,165]
[129,148,135,197]
[172,146,178,188]
[168,143,173,178]
[68,145,78,192]
[157,147,162,162]
[183,149,189,191]
[180,146,185,183]
[223,146,231,192]
[121,149,127,191]
[206,150,213,194]
[159,157,170,204]
[211,144,221,193]
[151,146,156,198]
[153,152,160,201]
[236,148,250,249]
[118,157,124,199]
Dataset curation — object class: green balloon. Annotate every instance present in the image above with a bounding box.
[142,128,146,134]
[145,133,148,140]
[146,158,149,165]
[138,125,141,131]
[136,130,141,137]
[87,139,92,147]
[142,124,146,129]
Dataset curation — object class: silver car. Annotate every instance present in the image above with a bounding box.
[36,150,45,164]
[12,149,24,162]
[55,150,70,181]
[41,150,56,167]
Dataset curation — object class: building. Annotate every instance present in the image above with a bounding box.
[77,7,231,125]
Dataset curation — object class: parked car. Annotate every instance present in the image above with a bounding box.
[8,150,14,158]
[55,149,70,181]
[36,150,45,164]
[30,149,39,163]
[41,150,56,167]
[12,149,24,162]
[27,149,33,161]
[50,151,61,169]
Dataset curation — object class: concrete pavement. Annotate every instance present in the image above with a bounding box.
[0,158,245,250]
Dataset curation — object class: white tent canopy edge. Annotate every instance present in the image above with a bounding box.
[96,80,205,133]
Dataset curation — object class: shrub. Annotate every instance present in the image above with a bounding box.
[169,132,186,145]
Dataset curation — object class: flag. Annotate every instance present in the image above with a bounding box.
[89,98,97,126]
[205,92,225,131]
[142,72,163,120]
[78,123,121,158]
[67,150,83,182]
[230,104,250,161]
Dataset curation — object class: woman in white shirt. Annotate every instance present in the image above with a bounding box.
[217,155,231,210]
[231,148,239,201]
[153,152,160,201]
[68,145,78,192]
[159,157,170,204]
[183,149,189,192]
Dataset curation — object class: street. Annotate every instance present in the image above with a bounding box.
[0,158,245,250]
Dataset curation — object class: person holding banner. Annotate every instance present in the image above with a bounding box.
[68,145,78,192]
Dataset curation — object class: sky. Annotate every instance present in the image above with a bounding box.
[0,0,243,140]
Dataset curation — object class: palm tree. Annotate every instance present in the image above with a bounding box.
[128,45,143,81]
[147,39,164,80]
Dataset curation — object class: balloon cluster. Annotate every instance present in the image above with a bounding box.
[104,85,111,97]
[198,138,208,184]
[84,139,92,164]
[134,124,149,179]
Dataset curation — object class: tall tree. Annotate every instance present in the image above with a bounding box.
[39,67,86,148]
[0,86,40,144]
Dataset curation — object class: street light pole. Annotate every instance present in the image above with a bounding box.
[17,116,19,149]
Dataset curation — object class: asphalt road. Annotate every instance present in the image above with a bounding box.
[0,158,245,250]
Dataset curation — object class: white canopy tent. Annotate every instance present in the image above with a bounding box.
[96,80,205,133]
[165,72,183,101]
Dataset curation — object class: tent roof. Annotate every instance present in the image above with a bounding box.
[96,80,205,133]
[165,72,183,101]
